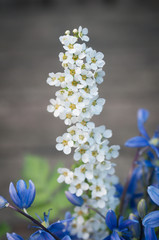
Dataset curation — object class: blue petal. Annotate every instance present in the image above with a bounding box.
[29,230,55,240]
[62,236,71,240]
[16,180,30,208]
[144,227,157,240]
[25,180,36,208]
[148,186,159,206]
[137,109,149,139]
[143,210,159,228]
[6,233,24,240]
[48,222,66,238]
[118,217,137,230]
[103,235,111,240]
[65,211,72,220]
[105,210,117,231]
[143,160,154,168]
[153,127,159,139]
[147,151,155,160]
[111,231,121,240]
[125,136,149,148]
[9,182,22,208]
[103,236,111,240]
[65,191,84,206]
[0,195,8,209]
[114,184,123,198]
[150,145,159,158]
[65,212,72,230]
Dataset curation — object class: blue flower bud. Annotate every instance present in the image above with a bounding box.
[9,179,36,209]
[0,195,8,209]
[65,191,84,206]
[6,232,24,240]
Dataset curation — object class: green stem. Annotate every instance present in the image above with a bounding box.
[86,205,105,220]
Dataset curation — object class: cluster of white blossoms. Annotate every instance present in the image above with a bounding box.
[47,26,120,240]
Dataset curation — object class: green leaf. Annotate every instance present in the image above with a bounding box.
[22,155,72,220]
[0,222,11,237]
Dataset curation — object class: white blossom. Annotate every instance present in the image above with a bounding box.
[47,26,120,240]
[57,168,73,184]
[78,26,89,42]
[56,133,73,154]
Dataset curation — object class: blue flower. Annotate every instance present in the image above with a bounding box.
[6,232,72,240]
[143,185,159,228]
[65,191,84,206]
[30,231,71,240]
[6,233,24,240]
[125,109,159,158]
[30,210,73,240]
[104,209,135,240]
[0,195,8,209]
[9,179,36,209]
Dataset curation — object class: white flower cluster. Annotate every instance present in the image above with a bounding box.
[47,26,120,240]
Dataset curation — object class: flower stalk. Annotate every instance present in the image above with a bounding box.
[8,204,61,240]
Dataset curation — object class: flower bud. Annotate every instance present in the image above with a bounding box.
[73,29,78,34]
[0,196,8,209]
[129,214,140,238]
[137,199,147,219]
[65,30,70,35]
[65,191,84,206]
[6,232,24,240]
[9,179,35,209]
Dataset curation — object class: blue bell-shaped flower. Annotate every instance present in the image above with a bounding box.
[9,179,35,209]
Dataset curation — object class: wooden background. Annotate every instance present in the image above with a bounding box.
[0,0,159,237]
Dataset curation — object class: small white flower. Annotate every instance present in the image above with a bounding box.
[76,121,95,131]
[94,69,105,84]
[56,133,73,154]
[93,126,111,144]
[86,48,105,70]
[90,97,105,115]
[67,125,78,140]
[69,181,89,196]
[79,84,99,99]
[59,109,80,125]
[96,160,112,171]
[59,52,74,65]
[74,205,89,217]
[47,72,67,88]
[70,218,84,236]
[79,69,94,87]
[78,26,89,42]
[88,144,105,163]
[75,130,89,144]
[59,35,77,47]
[62,36,79,54]
[90,181,107,198]
[106,145,120,160]
[74,145,90,163]
[47,98,64,117]
[74,164,93,181]
[57,168,73,184]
